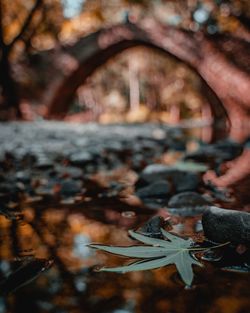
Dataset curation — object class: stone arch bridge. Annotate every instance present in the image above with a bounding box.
[45,19,250,140]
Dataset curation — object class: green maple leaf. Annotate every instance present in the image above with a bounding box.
[89,228,206,286]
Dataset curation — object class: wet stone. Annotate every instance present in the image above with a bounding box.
[35,159,54,170]
[35,186,55,196]
[213,139,243,160]
[184,139,243,164]
[137,216,165,238]
[171,171,201,192]
[55,166,83,179]
[202,206,250,245]
[136,180,171,208]
[204,181,232,202]
[168,192,210,208]
[15,171,31,184]
[0,205,22,220]
[0,181,22,196]
[136,164,179,187]
[69,151,94,166]
[136,164,201,192]
[60,179,83,197]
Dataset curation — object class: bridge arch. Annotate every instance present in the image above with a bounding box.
[46,22,232,134]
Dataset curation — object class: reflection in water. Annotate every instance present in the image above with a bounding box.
[0,259,53,296]
[0,198,249,313]
[72,234,91,259]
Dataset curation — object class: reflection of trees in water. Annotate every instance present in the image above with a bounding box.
[1,190,250,313]
[0,188,153,312]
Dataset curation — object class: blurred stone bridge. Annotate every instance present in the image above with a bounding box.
[45,19,250,140]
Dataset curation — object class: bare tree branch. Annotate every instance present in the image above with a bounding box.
[8,0,43,50]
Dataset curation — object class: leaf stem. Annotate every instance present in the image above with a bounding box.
[206,241,230,249]
[190,241,230,253]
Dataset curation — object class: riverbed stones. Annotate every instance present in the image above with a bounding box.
[60,179,83,197]
[136,180,171,198]
[202,206,250,245]
[136,180,171,208]
[167,192,210,216]
[136,164,201,192]
[184,139,243,164]
[69,151,94,166]
[168,191,210,208]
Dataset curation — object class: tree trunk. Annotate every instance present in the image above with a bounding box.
[0,47,21,119]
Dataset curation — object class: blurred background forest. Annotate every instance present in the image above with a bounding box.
[0,0,250,137]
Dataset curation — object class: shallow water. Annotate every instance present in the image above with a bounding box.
[0,122,249,313]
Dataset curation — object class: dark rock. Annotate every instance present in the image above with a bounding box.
[140,164,172,180]
[168,192,210,208]
[167,206,208,217]
[0,205,22,220]
[202,249,224,262]
[56,166,83,179]
[60,179,83,197]
[203,244,250,271]
[137,216,165,237]
[136,180,171,208]
[184,139,243,164]
[165,128,186,151]
[171,171,201,192]
[35,185,54,196]
[0,182,14,194]
[136,164,201,192]
[136,180,171,200]
[214,139,243,160]
[204,181,232,202]
[15,171,31,184]
[202,206,250,245]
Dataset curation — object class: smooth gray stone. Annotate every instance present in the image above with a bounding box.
[202,206,250,245]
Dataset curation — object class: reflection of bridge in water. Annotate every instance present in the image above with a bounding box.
[45,18,250,141]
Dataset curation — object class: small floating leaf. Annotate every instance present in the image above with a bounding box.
[89,228,208,286]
